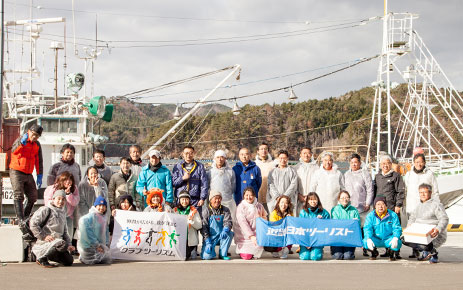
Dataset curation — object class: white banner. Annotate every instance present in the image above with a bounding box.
[110,210,188,261]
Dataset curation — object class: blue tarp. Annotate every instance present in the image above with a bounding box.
[256,217,363,248]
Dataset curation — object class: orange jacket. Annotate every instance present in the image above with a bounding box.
[9,136,43,175]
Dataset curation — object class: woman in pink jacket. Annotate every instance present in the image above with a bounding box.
[44,171,80,238]
[234,187,268,260]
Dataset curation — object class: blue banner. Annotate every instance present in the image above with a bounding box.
[256,217,363,248]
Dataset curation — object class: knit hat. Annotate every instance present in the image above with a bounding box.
[214,150,226,158]
[94,196,107,207]
[374,196,386,206]
[147,188,164,207]
[178,191,191,200]
[52,189,66,199]
[208,190,222,201]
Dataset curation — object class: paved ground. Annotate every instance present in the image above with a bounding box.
[1,233,463,290]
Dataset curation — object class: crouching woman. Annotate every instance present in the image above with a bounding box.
[30,189,75,268]
[78,196,112,264]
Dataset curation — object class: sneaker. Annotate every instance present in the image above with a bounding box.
[429,253,439,264]
[418,251,431,261]
[36,258,56,268]
[369,248,379,260]
[272,252,280,258]
[363,248,369,257]
[280,247,289,259]
[219,254,231,261]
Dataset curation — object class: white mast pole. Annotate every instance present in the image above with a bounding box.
[141,64,241,159]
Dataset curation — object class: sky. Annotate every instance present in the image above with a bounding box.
[3,0,463,108]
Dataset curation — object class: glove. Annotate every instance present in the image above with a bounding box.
[204,238,213,254]
[220,227,230,240]
[36,174,43,188]
[367,238,375,251]
[20,133,28,145]
[390,237,399,249]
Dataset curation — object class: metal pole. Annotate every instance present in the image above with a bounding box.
[54,48,58,108]
[141,64,241,159]
[0,0,4,220]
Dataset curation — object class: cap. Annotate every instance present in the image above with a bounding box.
[209,190,222,201]
[214,150,227,158]
[94,196,108,207]
[29,124,43,136]
[149,150,161,158]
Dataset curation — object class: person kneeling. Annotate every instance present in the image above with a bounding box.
[30,190,75,268]
[78,196,112,265]
[201,190,234,260]
[403,183,448,264]
[363,196,402,261]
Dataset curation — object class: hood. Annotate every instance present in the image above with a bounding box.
[211,160,230,170]
[237,160,257,169]
[319,163,339,171]
[256,153,273,163]
[147,188,164,207]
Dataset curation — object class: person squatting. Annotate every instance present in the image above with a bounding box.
[14,137,448,267]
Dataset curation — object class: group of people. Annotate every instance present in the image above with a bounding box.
[9,125,449,267]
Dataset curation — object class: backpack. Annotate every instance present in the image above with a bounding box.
[19,207,52,243]
[19,207,52,262]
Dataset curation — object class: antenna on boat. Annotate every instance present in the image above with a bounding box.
[367,3,463,172]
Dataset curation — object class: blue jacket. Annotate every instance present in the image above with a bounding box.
[78,207,110,249]
[363,209,402,241]
[172,160,209,206]
[233,161,262,205]
[299,208,330,219]
[136,164,174,205]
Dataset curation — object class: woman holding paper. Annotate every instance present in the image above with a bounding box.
[330,190,360,260]
[234,187,268,260]
[268,195,293,259]
[298,192,330,261]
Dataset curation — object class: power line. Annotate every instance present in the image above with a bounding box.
[136,54,380,105]
[131,58,364,101]
[172,115,374,145]
[5,1,366,25]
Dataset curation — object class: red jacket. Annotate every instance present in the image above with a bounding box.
[9,136,43,175]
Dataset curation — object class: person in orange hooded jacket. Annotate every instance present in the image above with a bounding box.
[9,124,44,221]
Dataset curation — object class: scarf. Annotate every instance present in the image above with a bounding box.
[149,162,163,172]
[121,170,131,181]
[61,158,75,166]
[130,158,143,166]
[375,210,387,220]
[94,163,105,170]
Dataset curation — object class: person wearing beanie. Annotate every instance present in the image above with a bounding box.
[201,190,234,260]
[144,188,172,213]
[10,124,44,221]
[362,195,402,261]
[30,188,75,268]
[173,190,202,260]
[136,149,174,209]
[207,149,237,219]
[77,195,111,265]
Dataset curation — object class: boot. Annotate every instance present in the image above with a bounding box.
[14,200,25,222]
[389,250,396,261]
[380,248,390,257]
[24,201,35,219]
[369,248,379,260]
[395,250,402,260]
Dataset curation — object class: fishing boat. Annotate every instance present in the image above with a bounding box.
[0,17,113,219]
[366,10,463,224]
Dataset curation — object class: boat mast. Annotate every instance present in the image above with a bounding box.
[141,64,241,159]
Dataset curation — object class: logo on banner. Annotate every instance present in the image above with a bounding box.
[110,210,188,261]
